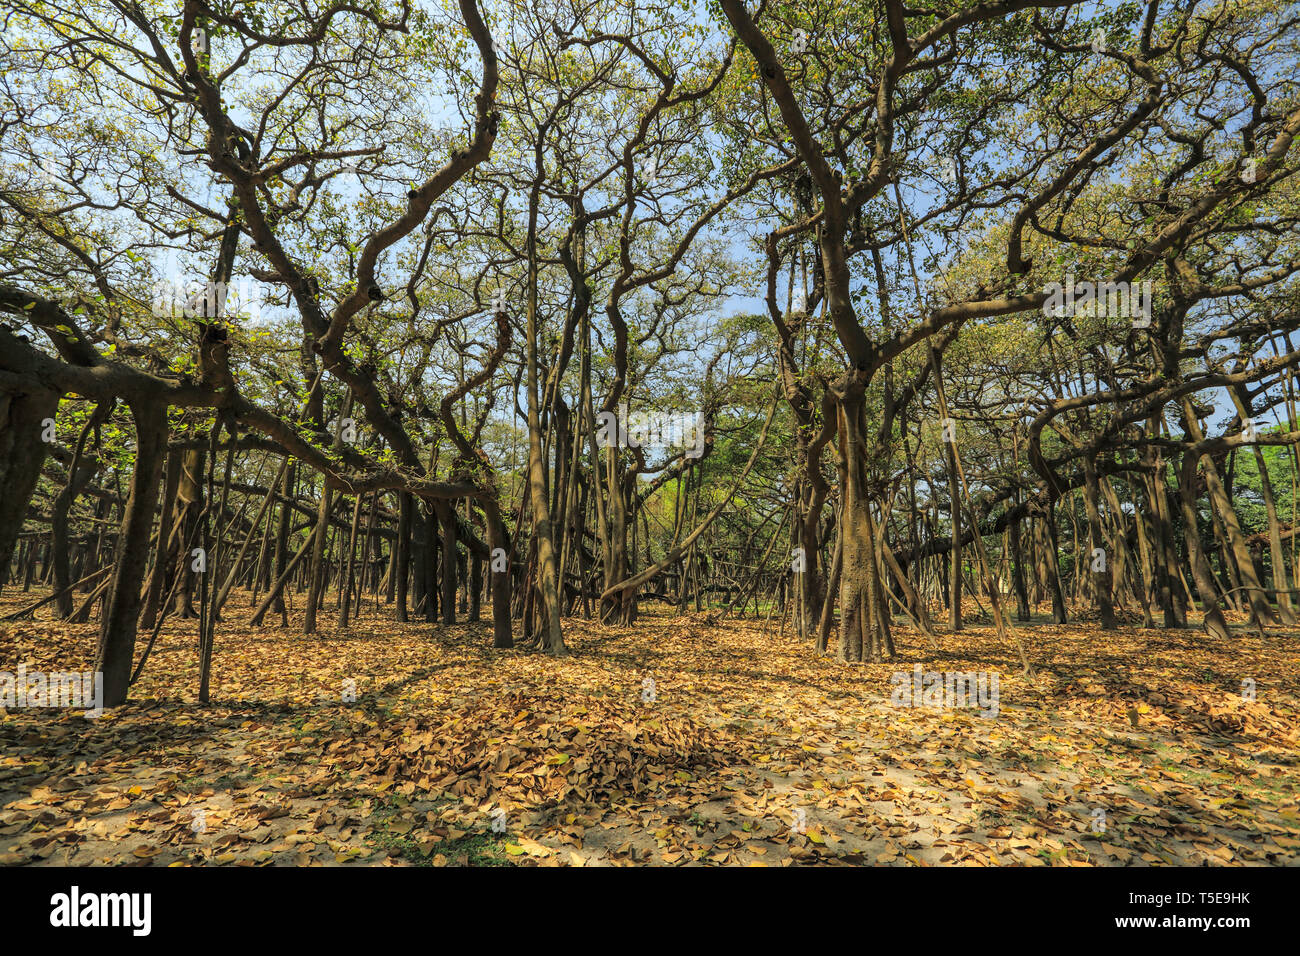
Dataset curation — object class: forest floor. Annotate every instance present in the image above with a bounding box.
[1,593,1298,866]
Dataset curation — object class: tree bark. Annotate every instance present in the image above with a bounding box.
[95,399,167,706]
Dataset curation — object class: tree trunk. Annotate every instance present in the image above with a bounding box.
[0,387,59,591]
[1081,457,1117,629]
[95,399,167,707]
[835,384,894,663]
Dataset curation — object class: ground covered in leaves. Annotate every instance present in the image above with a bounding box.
[2,595,1298,866]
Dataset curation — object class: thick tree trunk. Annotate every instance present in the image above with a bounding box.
[436,500,457,625]
[173,446,207,619]
[1232,381,1297,624]
[303,473,332,635]
[835,385,894,663]
[484,498,513,648]
[270,461,295,624]
[95,399,167,707]
[140,449,183,630]
[1176,453,1230,639]
[338,493,364,628]
[1182,400,1274,626]
[1081,457,1117,629]
[1039,501,1068,624]
[1144,431,1187,626]
[0,387,59,591]
[1009,513,1031,621]
[51,404,108,617]
[796,481,827,637]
